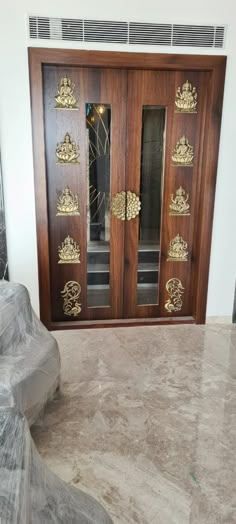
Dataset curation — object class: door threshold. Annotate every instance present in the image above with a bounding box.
[48,316,196,331]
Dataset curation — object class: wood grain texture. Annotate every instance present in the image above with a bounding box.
[28,48,225,71]
[191,62,226,323]
[28,51,51,326]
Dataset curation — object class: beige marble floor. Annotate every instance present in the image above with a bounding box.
[32,325,236,524]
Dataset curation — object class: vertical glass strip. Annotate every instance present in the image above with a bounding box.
[137,106,166,305]
[86,104,111,307]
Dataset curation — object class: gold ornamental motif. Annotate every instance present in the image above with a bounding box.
[61,281,82,316]
[111,191,141,221]
[167,234,188,261]
[56,186,80,216]
[165,278,185,313]
[58,235,81,264]
[175,80,197,113]
[56,133,80,164]
[111,191,126,220]
[126,191,141,220]
[172,136,194,166]
[55,75,78,109]
[169,186,190,215]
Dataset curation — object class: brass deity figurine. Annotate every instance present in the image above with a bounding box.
[175,80,197,113]
[169,186,190,215]
[56,133,80,164]
[55,75,78,109]
[167,234,188,261]
[172,135,194,166]
[56,186,80,216]
[58,235,81,264]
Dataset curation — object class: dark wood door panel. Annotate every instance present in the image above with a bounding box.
[124,69,211,319]
[77,67,127,321]
[124,69,175,318]
[43,66,126,321]
[159,71,210,318]
[43,65,87,321]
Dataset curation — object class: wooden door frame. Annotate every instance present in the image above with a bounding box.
[28,48,226,329]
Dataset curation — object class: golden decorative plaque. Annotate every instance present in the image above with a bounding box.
[169,186,190,215]
[172,136,194,166]
[175,80,197,113]
[165,278,185,313]
[167,234,188,262]
[56,133,80,164]
[55,75,78,110]
[56,186,80,216]
[58,235,81,264]
[61,281,82,316]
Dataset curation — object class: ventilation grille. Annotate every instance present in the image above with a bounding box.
[84,20,128,43]
[28,16,226,49]
[29,17,83,41]
[172,24,225,48]
[129,23,172,46]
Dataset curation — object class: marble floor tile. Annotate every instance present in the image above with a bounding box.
[31,325,236,523]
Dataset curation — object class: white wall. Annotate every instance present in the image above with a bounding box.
[0,0,235,317]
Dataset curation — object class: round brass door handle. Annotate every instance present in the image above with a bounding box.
[111,191,141,221]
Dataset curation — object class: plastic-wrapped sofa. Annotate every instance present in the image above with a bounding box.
[0,282,113,524]
[0,282,60,423]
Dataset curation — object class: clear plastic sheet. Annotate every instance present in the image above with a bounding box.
[0,282,60,424]
[0,282,113,523]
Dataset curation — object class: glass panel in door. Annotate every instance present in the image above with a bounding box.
[86,103,111,307]
[137,106,166,305]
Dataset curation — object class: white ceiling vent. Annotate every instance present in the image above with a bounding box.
[129,23,172,46]
[28,16,226,49]
[29,17,83,41]
[84,20,128,43]
[172,24,225,48]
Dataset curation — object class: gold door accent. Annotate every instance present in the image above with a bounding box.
[126,191,141,220]
[111,191,141,220]
[56,133,80,164]
[172,136,194,166]
[58,235,81,264]
[175,80,198,113]
[61,281,82,316]
[169,186,190,215]
[55,75,78,109]
[167,234,188,261]
[56,186,80,216]
[165,278,185,313]
[111,191,126,220]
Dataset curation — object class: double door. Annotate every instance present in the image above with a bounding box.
[29,49,226,328]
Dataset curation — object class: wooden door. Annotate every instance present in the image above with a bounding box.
[42,66,126,322]
[124,69,209,319]
[29,49,225,329]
